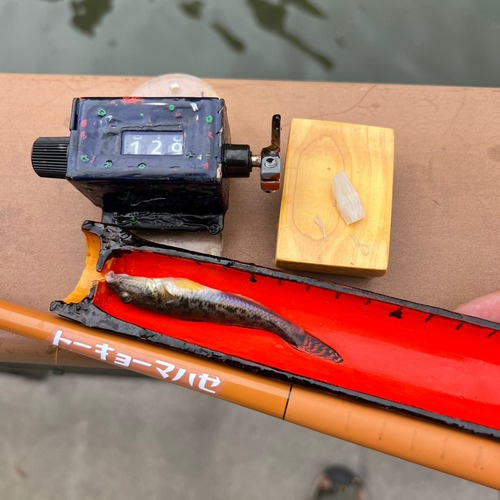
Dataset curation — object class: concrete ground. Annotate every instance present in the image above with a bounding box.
[0,372,498,500]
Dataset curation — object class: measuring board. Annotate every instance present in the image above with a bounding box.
[51,221,500,441]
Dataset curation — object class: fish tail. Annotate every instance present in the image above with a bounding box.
[271,320,343,364]
[299,334,343,364]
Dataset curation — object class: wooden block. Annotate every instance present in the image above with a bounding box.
[276,118,394,277]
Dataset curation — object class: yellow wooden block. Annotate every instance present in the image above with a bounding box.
[276,118,394,277]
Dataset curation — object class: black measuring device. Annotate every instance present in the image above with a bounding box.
[32,97,281,234]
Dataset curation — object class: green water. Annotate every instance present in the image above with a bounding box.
[1,0,500,86]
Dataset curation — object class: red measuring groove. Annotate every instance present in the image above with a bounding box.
[90,249,500,433]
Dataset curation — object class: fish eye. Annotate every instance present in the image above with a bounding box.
[120,292,132,304]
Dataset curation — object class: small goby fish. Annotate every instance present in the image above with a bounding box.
[105,271,343,364]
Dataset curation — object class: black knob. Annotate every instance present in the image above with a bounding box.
[32,137,69,179]
[222,144,252,178]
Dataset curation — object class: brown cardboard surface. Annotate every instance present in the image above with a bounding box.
[1,74,500,366]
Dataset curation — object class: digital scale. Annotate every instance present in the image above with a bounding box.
[32,96,281,235]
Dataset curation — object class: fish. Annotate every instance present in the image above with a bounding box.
[105,271,343,364]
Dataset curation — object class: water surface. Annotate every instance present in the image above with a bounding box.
[0,0,499,85]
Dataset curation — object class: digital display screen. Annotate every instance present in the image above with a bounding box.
[121,131,184,156]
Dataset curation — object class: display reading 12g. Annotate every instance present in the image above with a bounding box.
[121,131,184,156]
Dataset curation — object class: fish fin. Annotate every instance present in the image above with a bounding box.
[168,278,212,293]
[300,335,343,364]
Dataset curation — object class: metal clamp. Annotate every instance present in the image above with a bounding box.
[259,115,281,193]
